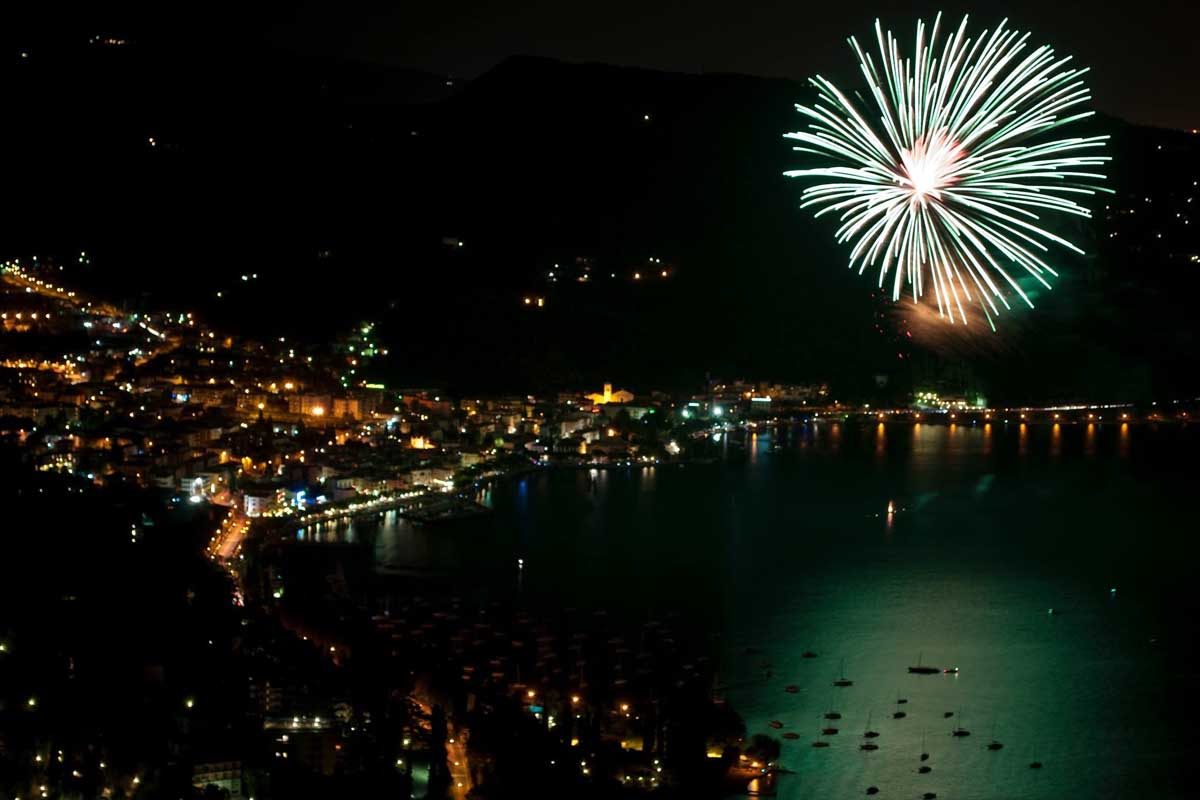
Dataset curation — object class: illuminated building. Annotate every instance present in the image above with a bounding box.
[332,397,362,420]
[586,383,634,405]
[288,394,331,417]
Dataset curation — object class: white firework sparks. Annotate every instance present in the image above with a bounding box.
[784,14,1112,327]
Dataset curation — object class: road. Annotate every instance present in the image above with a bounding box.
[208,507,250,563]
[411,693,472,800]
[446,725,472,800]
[207,507,250,607]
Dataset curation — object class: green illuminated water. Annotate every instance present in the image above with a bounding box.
[361,421,1200,797]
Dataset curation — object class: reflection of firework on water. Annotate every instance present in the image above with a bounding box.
[785,14,1110,326]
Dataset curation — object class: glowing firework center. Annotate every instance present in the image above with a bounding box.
[784,15,1111,327]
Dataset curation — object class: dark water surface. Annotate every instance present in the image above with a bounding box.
[312,421,1200,798]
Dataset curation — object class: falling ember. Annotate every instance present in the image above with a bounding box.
[785,14,1111,326]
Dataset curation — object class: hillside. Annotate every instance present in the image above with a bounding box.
[2,41,1198,401]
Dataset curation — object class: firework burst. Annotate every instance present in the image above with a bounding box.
[785,14,1111,327]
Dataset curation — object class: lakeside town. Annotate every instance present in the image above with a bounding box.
[5,255,1191,513]
[3,256,1199,800]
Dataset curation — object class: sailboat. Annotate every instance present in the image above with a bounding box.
[812,722,831,748]
[833,658,853,687]
[951,710,971,737]
[863,711,880,738]
[920,729,930,762]
[986,721,1004,750]
[908,652,939,675]
[823,691,841,720]
[821,694,840,734]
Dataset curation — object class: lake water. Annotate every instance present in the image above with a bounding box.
[315,420,1200,798]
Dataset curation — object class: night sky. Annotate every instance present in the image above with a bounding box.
[265,0,1199,130]
[4,2,1196,130]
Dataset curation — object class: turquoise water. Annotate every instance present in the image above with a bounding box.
[360,421,1199,797]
